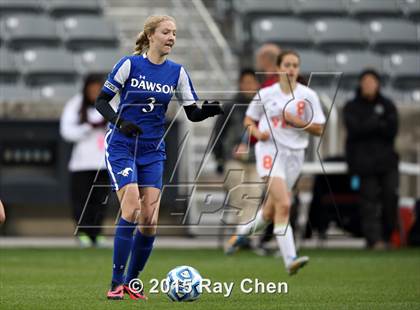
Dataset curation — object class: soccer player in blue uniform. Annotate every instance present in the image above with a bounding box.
[95,15,223,300]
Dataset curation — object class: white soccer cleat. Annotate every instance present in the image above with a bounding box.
[77,233,93,248]
[287,256,309,275]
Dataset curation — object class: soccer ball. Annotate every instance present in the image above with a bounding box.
[164,265,202,302]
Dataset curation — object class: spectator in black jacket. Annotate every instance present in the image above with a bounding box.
[343,69,399,249]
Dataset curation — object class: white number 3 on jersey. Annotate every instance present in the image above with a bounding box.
[142,97,155,113]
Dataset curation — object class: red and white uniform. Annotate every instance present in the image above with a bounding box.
[246,82,326,189]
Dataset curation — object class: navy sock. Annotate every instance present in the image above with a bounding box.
[112,217,136,284]
[124,230,155,284]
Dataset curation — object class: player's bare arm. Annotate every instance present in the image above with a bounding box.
[283,111,324,136]
[244,115,270,141]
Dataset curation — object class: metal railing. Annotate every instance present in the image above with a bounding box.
[191,0,236,72]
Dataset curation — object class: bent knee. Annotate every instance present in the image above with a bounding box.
[121,208,141,222]
[274,201,291,214]
[262,207,274,220]
[142,215,157,226]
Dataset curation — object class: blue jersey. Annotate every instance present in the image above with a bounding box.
[102,53,198,141]
[102,54,198,190]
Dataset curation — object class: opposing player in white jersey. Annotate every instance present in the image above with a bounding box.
[226,50,326,275]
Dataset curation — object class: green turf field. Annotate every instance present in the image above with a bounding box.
[1,247,419,309]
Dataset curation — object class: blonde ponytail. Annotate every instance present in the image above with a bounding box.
[133,31,149,55]
[133,15,176,55]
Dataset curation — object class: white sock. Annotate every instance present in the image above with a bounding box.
[274,224,297,268]
[237,210,270,236]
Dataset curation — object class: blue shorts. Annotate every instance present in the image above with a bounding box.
[104,129,166,191]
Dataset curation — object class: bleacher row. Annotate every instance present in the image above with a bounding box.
[228,0,420,102]
[232,0,420,21]
[0,0,123,103]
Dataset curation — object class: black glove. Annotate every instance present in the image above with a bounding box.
[116,119,143,137]
[202,100,224,117]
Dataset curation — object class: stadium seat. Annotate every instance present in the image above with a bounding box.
[407,88,420,104]
[0,47,19,83]
[59,16,119,50]
[399,0,420,21]
[311,18,367,51]
[251,17,311,48]
[382,85,415,105]
[328,51,385,89]
[384,52,420,89]
[366,19,420,52]
[45,0,102,18]
[0,83,36,102]
[232,0,292,50]
[18,48,78,86]
[75,49,124,76]
[347,0,402,19]
[35,83,80,102]
[298,50,333,87]
[0,0,44,16]
[1,14,60,49]
[292,0,347,18]
[233,0,292,16]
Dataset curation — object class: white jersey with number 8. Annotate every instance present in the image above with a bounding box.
[246,83,326,188]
